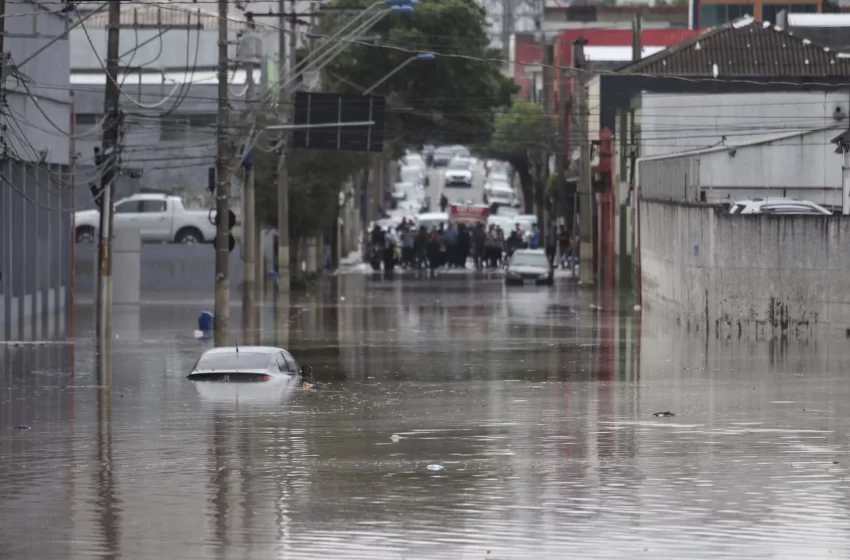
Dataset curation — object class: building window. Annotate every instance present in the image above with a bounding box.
[763,3,818,23]
[75,114,102,140]
[160,114,218,143]
[699,3,754,27]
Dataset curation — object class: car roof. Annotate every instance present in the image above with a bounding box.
[489,184,513,192]
[202,346,284,355]
[513,249,546,256]
[418,212,449,220]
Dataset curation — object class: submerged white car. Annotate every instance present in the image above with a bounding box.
[188,346,313,382]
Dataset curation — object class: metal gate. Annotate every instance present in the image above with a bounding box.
[0,159,73,341]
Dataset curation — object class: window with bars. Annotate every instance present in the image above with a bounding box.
[699,3,754,27]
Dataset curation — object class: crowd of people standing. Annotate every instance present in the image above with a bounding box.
[371,219,564,272]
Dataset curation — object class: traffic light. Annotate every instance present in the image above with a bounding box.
[212,209,237,253]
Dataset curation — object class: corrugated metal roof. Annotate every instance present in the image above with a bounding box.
[621,16,850,77]
[79,3,252,29]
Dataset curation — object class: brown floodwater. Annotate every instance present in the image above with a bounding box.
[1,273,849,559]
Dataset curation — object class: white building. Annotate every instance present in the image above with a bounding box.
[636,91,850,207]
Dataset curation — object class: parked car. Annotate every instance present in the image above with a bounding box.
[188,346,313,382]
[417,211,449,232]
[450,145,471,158]
[504,249,553,286]
[401,154,429,185]
[433,146,454,166]
[729,198,832,215]
[484,184,518,207]
[75,193,217,244]
[399,164,426,188]
[444,157,473,187]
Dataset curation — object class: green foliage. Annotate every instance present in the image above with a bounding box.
[323,0,517,147]
[488,99,557,161]
[253,147,372,241]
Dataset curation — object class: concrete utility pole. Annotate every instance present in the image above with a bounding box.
[573,37,594,286]
[213,0,231,347]
[276,0,292,295]
[96,0,121,379]
[241,38,257,344]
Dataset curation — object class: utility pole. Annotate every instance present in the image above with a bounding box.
[574,37,594,286]
[632,11,642,63]
[214,0,231,346]
[241,27,257,345]
[276,0,292,296]
[96,0,121,379]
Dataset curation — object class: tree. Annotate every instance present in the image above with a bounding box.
[253,145,372,276]
[483,100,556,218]
[323,0,517,149]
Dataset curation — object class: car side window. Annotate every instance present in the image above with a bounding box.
[140,200,167,213]
[282,352,300,375]
[115,200,140,213]
[275,353,287,372]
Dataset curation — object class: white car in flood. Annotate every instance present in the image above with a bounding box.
[188,346,313,383]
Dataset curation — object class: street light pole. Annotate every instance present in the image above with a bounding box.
[363,52,435,95]
[242,38,257,344]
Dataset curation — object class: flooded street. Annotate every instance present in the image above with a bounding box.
[2,274,850,559]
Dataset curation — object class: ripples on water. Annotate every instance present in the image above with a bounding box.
[1,277,850,559]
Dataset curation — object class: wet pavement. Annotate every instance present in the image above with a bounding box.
[2,273,850,559]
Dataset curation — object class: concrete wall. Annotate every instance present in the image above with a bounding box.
[639,198,850,337]
[74,243,245,302]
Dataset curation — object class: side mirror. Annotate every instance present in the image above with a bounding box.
[302,365,313,378]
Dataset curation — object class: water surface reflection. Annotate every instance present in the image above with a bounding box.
[1,277,849,558]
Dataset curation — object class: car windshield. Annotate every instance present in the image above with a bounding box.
[511,253,548,267]
[195,352,270,371]
[448,160,469,170]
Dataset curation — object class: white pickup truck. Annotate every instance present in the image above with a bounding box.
[75,193,218,244]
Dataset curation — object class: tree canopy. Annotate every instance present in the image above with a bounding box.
[482,99,557,211]
[323,0,517,149]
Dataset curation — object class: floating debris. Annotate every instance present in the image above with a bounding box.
[16,425,31,431]
[427,464,445,471]
[302,382,314,390]
[390,434,402,442]
[653,411,675,418]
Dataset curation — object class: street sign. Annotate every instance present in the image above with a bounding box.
[214,209,237,228]
[292,91,386,153]
[212,209,237,253]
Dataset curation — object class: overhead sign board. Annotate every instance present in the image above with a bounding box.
[292,91,386,153]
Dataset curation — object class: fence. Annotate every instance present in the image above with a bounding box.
[0,158,73,341]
